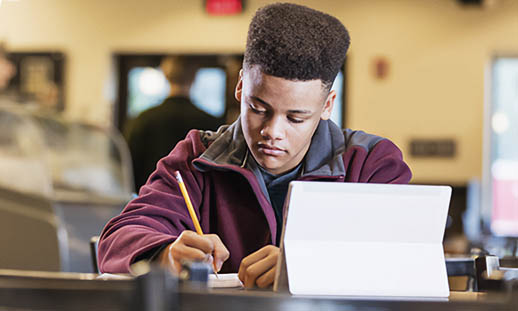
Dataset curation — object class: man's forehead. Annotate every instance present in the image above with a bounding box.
[249,95,313,114]
[242,69,329,112]
[243,65,327,91]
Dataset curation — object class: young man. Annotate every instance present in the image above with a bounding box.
[98,3,411,289]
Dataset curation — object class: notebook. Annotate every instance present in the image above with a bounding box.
[273,181,452,298]
[97,272,243,288]
[208,273,243,288]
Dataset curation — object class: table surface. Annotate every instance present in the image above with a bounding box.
[0,269,514,311]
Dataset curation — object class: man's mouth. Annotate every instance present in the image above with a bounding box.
[257,143,285,156]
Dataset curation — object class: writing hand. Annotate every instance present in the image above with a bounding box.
[159,230,229,274]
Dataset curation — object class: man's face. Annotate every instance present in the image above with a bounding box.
[236,66,335,175]
[0,55,15,90]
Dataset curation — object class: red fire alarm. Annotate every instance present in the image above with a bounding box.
[206,0,244,16]
[373,57,390,80]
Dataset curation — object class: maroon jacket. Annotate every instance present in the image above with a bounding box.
[98,119,412,273]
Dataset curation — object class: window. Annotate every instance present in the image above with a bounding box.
[127,66,227,119]
[330,70,344,127]
[190,67,227,118]
[127,67,170,118]
[483,57,518,237]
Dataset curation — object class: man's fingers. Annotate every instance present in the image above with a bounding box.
[170,243,208,263]
[238,245,275,282]
[240,247,278,288]
[174,231,229,272]
[205,234,230,271]
[180,231,214,254]
[161,241,209,275]
[255,266,276,289]
[163,231,229,274]
[242,246,271,265]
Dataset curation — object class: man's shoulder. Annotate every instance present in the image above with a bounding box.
[129,105,168,132]
[157,129,206,164]
[162,123,232,158]
[340,129,411,183]
[342,128,387,152]
[137,96,195,119]
[198,124,232,148]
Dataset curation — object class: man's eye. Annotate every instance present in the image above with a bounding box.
[250,105,266,114]
[288,117,304,124]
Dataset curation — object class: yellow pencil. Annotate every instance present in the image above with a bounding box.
[174,171,219,278]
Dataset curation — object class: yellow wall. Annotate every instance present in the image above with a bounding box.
[1,0,517,184]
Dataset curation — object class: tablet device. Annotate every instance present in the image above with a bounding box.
[274,182,451,298]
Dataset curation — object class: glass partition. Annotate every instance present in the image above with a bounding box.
[0,101,134,201]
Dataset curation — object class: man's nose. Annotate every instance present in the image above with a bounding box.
[260,116,285,140]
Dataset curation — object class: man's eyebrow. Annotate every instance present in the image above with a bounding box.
[288,109,312,115]
[250,96,312,115]
[250,96,272,108]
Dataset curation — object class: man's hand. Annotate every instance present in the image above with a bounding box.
[159,230,230,274]
[238,245,279,289]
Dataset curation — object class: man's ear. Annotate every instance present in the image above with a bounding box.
[320,90,336,120]
[234,69,243,102]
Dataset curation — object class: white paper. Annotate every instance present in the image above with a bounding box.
[96,273,133,280]
[208,273,243,288]
[97,272,244,288]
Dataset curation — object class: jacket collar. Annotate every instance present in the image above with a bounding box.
[196,119,248,169]
[304,119,346,177]
[194,117,345,177]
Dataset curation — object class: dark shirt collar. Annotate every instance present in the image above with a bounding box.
[258,162,303,187]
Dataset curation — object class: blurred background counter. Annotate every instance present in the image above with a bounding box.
[0,102,133,272]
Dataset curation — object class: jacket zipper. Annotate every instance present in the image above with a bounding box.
[193,158,277,245]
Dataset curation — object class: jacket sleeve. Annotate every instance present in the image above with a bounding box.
[343,138,412,184]
[97,130,206,273]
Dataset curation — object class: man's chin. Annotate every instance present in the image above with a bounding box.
[257,161,283,175]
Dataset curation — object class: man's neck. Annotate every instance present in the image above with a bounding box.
[168,84,190,98]
[258,162,303,179]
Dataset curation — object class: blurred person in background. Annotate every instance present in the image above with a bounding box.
[0,43,15,92]
[125,56,222,191]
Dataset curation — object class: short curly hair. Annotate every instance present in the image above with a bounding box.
[244,3,350,90]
